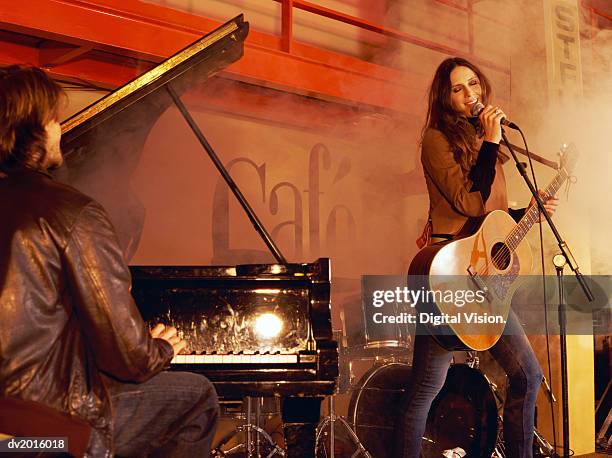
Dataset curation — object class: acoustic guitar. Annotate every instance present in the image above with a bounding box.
[408,146,577,351]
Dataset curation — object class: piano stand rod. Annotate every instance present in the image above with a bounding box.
[165,83,287,264]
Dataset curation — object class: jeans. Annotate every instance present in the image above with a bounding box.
[110,371,219,458]
[395,310,542,458]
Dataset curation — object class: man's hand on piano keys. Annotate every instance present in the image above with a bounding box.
[150,323,188,356]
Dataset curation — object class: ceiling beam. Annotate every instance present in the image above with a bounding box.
[39,44,94,68]
[0,0,416,112]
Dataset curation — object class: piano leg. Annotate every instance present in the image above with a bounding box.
[281,396,323,457]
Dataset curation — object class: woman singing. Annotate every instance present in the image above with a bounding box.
[396,57,558,457]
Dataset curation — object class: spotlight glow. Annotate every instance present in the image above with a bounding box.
[254,313,283,340]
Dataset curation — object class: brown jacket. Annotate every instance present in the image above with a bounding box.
[421,127,508,239]
[0,169,173,456]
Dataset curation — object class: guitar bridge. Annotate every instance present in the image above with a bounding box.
[467,265,490,299]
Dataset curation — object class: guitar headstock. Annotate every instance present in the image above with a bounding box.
[559,143,579,174]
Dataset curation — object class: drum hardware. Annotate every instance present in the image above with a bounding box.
[542,375,557,403]
[315,394,372,458]
[464,351,480,369]
[534,376,556,457]
[212,397,285,458]
[488,426,554,458]
[441,447,466,458]
[335,329,352,395]
[243,397,285,458]
[533,429,555,457]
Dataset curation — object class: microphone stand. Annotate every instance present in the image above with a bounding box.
[553,254,570,458]
[500,128,594,458]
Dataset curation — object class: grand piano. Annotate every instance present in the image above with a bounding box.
[58,15,338,457]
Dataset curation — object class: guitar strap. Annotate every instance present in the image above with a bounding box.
[430,232,454,240]
[416,216,432,248]
[416,217,455,248]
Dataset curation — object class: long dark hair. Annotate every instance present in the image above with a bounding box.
[0,65,64,172]
[422,57,492,171]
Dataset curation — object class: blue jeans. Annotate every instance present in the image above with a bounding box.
[110,371,219,458]
[395,310,542,458]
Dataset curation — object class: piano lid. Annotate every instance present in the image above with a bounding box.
[61,14,249,148]
[55,15,249,260]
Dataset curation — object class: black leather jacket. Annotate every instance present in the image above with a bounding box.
[0,169,173,456]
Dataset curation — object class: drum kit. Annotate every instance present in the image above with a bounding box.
[314,298,556,458]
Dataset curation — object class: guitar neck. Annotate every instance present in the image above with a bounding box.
[505,167,569,251]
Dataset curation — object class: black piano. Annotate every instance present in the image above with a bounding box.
[58,15,338,457]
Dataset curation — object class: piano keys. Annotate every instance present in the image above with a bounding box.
[171,353,300,365]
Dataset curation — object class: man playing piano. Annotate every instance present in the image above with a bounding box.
[0,65,219,457]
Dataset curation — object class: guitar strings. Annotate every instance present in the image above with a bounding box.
[474,169,566,278]
[477,204,545,277]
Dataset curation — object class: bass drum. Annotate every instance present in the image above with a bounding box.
[348,362,412,458]
[422,364,498,458]
[349,363,498,458]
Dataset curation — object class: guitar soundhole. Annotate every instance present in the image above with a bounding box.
[491,242,511,270]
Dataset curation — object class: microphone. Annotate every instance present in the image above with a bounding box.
[471,101,519,130]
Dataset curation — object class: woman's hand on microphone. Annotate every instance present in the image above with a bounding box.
[479,104,506,144]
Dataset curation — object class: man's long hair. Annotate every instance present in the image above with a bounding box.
[422,57,492,172]
[0,65,63,172]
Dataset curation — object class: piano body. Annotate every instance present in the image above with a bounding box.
[58,15,338,457]
[130,259,337,399]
